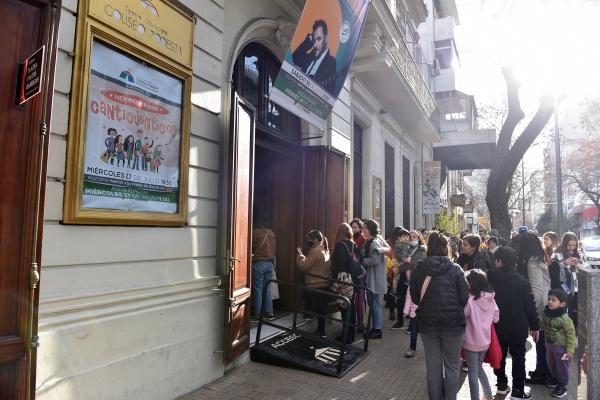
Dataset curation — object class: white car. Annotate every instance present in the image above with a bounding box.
[581,240,600,269]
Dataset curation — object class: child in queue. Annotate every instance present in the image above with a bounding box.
[463,269,499,400]
[542,289,576,398]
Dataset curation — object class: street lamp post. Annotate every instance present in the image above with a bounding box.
[554,93,564,236]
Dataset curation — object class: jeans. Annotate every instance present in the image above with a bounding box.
[355,271,366,328]
[536,330,549,370]
[408,318,418,351]
[367,292,382,330]
[252,260,273,315]
[311,287,329,334]
[465,348,493,400]
[420,332,464,400]
[494,341,526,392]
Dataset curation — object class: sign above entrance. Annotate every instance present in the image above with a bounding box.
[89,0,193,68]
[423,161,441,214]
[269,0,370,128]
[18,46,45,105]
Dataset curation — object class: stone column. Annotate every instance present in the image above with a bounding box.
[576,268,600,399]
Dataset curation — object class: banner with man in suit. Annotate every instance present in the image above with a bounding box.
[270,0,370,128]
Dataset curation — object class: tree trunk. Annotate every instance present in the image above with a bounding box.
[486,66,561,240]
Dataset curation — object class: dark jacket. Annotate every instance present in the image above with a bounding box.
[487,266,540,343]
[510,233,525,254]
[410,255,469,336]
[457,251,490,271]
[292,34,337,95]
[331,239,361,282]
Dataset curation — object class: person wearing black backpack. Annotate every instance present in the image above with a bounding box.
[330,223,362,344]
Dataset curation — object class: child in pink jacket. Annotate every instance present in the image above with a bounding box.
[402,287,419,357]
[464,269,500,400]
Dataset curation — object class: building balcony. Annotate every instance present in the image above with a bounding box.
[433,128,496,170]
[350,0,440,142]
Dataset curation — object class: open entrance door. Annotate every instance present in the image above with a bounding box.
[224,93,255,364]
[1,0,59,398]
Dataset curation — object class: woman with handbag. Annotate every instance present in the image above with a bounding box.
[410,231,469,400]
[330,223,362,344]
[297,230,331,337]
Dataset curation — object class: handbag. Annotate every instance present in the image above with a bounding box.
[483,323,501,369]
[270,259,280,300]
[331,270,354,309]
[344,241,364,278]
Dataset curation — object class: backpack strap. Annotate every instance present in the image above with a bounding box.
[420,275,432,301]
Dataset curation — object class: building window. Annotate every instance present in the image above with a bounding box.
[233,43,300,141]
[403,156,410,228]
[385,142,395,237]
[435,39,455,69]
[353,123,363,219]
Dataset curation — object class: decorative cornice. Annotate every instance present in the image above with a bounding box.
[351,77,381,113]
[275,17,297,49]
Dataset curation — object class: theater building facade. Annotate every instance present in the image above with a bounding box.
[0,0,455,398]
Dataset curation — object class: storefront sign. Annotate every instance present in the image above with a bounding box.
[423,161,441,214]
[270,0,370,128]
[18,46,45,105]
[82,39,183,213]
[89,0,193,68]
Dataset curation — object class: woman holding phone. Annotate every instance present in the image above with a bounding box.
[549,232,590,329]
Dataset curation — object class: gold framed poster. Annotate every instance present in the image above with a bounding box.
[63,0,193,226]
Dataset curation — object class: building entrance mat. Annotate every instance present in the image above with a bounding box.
[250,331,369,377]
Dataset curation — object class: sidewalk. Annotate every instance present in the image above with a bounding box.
[180,311,580,400]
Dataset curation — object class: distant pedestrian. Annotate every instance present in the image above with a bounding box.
[541,289,576,398]
[542,231,559,266]
[486,246,540,399]
[350,218,367,332]
[463,269,499,400]
[457,234,491,271]
[510,226,529,254]
[411,231,469,400]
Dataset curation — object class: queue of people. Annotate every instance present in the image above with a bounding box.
[250,220,586,400]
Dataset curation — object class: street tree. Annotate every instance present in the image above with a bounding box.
[562,100,600,229]
[485,66,563,239]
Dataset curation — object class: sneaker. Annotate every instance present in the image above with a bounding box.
[389,312,397,321]
[264,313,275,321]
[461,361,468,372]
[250,314,261,322]
[334,335,354,344]
[510,388,532,399]
[496,382,510,395]
[526,368,549,384]
[390,322,404,330]
[405,328,411,334]
[545,378,558,388]
[314,330,326,338]
[552,386,567,398]
[404,349,415,357]
[367,329,382,339]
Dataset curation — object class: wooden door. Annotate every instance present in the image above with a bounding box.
[1,0,58,398]
[224,93,255,364]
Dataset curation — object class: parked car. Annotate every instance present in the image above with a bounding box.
[581,240,600,269]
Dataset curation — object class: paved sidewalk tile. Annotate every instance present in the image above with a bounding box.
[180,314,579,400]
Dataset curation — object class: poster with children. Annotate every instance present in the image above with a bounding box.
[82,39,182,213]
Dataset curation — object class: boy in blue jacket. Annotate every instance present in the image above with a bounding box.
[486,246,540,399]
